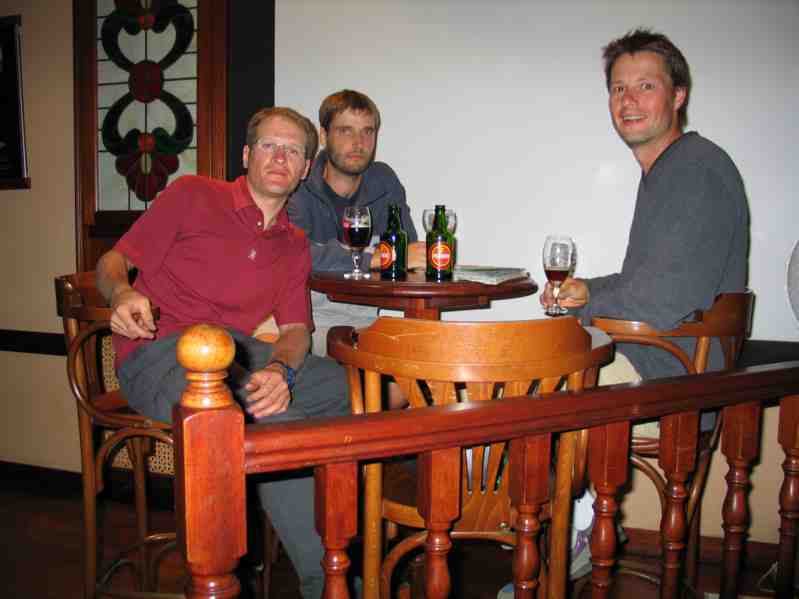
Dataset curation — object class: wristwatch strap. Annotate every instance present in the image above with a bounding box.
[267,359,295,390]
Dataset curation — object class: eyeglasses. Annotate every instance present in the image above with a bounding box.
[252,138,306,162]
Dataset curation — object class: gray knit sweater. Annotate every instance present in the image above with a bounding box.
[578,132,749,381]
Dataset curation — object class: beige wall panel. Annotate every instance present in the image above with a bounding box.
[0,0,77,472]
[0,0,75,333]
[0,353,80,472]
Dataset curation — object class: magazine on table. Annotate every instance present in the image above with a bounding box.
[453,265,529,285]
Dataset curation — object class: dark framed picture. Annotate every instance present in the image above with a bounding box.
[0,15,30,190]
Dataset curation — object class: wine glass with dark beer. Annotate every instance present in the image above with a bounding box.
[343,206,372,279]
[542,235,576,316]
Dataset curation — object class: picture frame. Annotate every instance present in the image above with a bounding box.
[0,15,30,190]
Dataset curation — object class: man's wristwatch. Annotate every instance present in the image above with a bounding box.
[267,359,295,391]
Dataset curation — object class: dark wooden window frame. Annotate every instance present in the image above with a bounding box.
[72,0,228,271]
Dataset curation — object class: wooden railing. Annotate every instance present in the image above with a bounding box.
[172,325,799,599]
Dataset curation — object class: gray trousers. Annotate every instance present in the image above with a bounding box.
[118,329,351,599]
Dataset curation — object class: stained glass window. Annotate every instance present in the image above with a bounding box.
[96,0,198,211]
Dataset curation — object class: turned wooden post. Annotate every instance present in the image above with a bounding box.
[315,462,359,599]
[508,434,551,599]
[778,394,799,599]
[658,411,699,599]
[588,421,630,599]
[417,447,462,599]
[174,324,247,599]
[720,402,761,599]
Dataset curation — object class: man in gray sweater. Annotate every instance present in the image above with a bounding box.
[543,29,749,385]
[530,29,749,592]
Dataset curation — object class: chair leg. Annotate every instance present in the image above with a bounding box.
[259,507,280,599]
[363,462,384,599]
[79,416,99,599]
[548,430,579,599]
[408,552,425,599]
[396,582,412,599]
[684,433,715,595]
[129,438,151,591]
[81,467,98,599]
[684,502,701,593]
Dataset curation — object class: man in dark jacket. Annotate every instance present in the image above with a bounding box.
[288,89,426,356]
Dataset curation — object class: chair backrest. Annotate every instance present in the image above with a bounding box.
[55,271,161,431]
[329,315,612,531]
[592,291,754,374]
[55,271,280,412]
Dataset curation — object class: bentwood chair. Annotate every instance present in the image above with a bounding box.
[55,271,280,599]
[591,291,754,592]
[328,316,612,599]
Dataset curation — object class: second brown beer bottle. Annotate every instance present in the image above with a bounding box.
[426,204,455,281]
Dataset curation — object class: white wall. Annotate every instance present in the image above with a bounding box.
[276,0,799,339]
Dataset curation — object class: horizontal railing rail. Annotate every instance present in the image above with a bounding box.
[244,362,799,473]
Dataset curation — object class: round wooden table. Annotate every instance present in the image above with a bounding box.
[309,269,538,320]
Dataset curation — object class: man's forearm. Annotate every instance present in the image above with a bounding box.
[310,240,359,272]
[269,326,311,371]
[96,250,133,305]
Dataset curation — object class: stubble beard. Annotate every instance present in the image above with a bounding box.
[328,148,374,177]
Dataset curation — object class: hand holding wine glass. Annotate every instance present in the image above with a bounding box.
[542,235,576,316]
[343,206,372,279]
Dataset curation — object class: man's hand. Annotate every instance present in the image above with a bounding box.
[407,241,427,269]
[244,363,291,419]
[369,249,381,270]
[540,277,589,310]
[110,287,157,339]
[369,241,427,270]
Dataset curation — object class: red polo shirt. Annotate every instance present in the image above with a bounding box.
[112,175,312,365]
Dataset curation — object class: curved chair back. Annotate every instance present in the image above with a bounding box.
[329,316,612,598]
[592,291,754,375]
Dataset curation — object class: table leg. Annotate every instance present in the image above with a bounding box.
[404,299,440,320]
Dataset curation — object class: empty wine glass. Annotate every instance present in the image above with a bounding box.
[542,235,576,316]
[422,208,457,234]
[342,206,372,279]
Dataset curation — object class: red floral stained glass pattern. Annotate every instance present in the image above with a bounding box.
[100,0,194,203]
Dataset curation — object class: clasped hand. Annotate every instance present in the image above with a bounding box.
[244,364,291,420]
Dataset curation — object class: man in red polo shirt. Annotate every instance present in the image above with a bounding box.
[96,106,350,599]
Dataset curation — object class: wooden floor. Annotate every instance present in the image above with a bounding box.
[0,466,776,599]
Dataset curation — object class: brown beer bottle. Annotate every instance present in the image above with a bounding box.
[426,204,455,281]
[378,204,408,280]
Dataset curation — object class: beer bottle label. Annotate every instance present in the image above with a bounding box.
[428,241,452,270]
[378,241,396,269]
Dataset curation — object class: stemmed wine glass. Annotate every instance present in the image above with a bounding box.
[542,235,576,316]
[342,206,372,279]
[422,208,457,234]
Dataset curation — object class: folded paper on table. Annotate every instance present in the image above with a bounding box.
[453,265,529,285]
